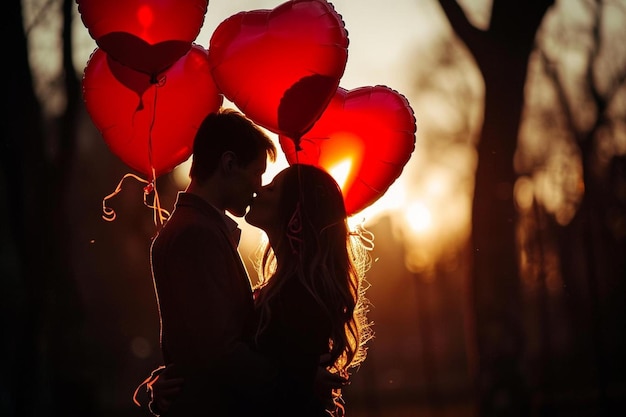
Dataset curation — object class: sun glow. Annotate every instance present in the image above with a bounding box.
[406,201,432,233]
[328,159,353,191]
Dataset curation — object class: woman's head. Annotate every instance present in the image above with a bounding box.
[248,164,372,377]
[246,164,347,252]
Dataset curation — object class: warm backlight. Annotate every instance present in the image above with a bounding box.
[406,201,432,233]
[279,85,416,216]
[328,159,354,191]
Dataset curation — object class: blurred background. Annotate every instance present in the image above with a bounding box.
[3,0,626,416]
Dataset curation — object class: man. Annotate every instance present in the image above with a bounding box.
[141,109,279,416]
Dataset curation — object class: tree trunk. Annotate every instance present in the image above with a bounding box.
[438,1,554,415]
[2,1,88,415]
[3,1,48,415]
[471,46,530,417]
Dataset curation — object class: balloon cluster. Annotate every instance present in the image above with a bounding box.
[79,0,416,220]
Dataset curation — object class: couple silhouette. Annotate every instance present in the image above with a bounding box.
[135,109,372,417]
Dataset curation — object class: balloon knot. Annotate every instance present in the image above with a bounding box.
[149,73,167,87]
[143,182,154,194]
[101,173,170,227]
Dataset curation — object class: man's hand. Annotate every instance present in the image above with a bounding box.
[148,363,184,416]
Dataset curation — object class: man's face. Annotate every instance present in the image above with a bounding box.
[225,152,267,217]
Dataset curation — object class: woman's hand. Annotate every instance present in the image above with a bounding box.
[314,354,349,410]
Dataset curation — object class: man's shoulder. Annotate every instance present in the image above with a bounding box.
[158,211,223,242]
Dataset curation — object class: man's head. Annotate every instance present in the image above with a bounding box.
[190,109,277,217]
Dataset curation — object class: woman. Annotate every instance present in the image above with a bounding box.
[142,164,373,416]
[245,163,373,416]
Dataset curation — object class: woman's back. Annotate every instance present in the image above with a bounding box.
[254,276,332,416]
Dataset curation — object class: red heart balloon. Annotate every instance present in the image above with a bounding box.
[208,0,348,139]
[106,53,154,99]
[97,34,193,76]
[77,0,209,74]
[82,45,223,179]
[279,86,417,216]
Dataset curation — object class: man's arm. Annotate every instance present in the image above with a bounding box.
[157,227,242,368]
[150,225,254,415]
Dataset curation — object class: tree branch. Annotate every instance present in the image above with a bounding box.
[588,0,605,120]
[538,48,579,140]
[437,0,486,60]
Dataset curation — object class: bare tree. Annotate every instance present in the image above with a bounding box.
[3,0,89,415]
[526,0,626,413]
[436,1,554,416]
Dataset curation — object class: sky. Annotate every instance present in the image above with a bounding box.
[188,0,449,93]
[175,0,477,265]
[67,0,444,115]
[24,0,491,270]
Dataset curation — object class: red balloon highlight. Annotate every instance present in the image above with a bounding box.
[76,0,209,74]
[208,0,348,139]
[82,44,223,179]
[279,86,417,216]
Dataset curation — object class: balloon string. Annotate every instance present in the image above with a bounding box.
[148,78,160,182]
[102,173,149,221]
[291,152,304,260]
[145,167,169,226]
[286,201,303,255]
[141,74,169,226]
[103,74,170,226]
[294,134,302,154]
[349,220,375,251]
[101,172,170,226]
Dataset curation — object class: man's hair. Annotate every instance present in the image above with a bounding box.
[190,109,277,181]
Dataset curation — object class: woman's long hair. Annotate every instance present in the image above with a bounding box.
[253,164,373,378]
